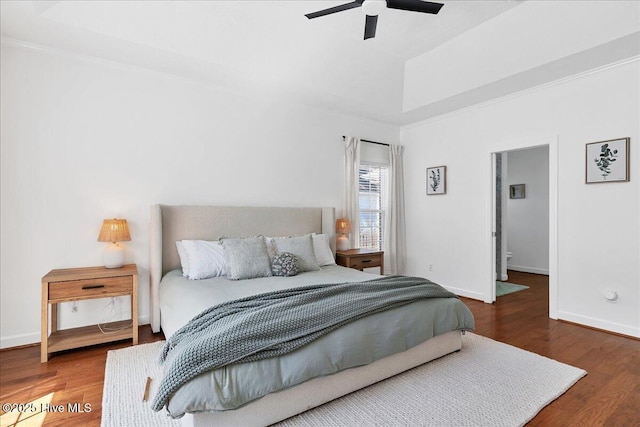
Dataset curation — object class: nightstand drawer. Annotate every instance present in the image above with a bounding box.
[336,249,384,274]
[348,256,381,270]
[48,276,132,302]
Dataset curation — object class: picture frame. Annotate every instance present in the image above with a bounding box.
[426,166,446,195]
[509,184,525,199]
[585,137,630,184]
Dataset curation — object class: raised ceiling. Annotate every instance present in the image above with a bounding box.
[1,1,638,125]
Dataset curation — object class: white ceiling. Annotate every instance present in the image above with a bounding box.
[2,1,637,125]
[0,0,527,124]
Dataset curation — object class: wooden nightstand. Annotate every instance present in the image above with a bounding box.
[41,264,138,362]
[336,249,384,274]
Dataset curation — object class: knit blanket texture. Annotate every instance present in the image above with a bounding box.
[151,275,458,413]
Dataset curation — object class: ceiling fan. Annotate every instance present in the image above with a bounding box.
[305,0,444,40]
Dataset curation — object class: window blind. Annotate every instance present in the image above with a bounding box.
[359,164,387,250]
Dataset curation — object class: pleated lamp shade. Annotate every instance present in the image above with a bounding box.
[97,219,131,243]
[98,219,131,268]
[336,218,351,234]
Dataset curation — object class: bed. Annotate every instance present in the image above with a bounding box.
[149,205,474,426]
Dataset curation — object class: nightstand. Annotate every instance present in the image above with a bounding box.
[336,249,384,274]
[41,264,138,362]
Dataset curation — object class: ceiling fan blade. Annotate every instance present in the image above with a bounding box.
[305,1,364,19]
[364,15,378,40]
[386,0,443,14]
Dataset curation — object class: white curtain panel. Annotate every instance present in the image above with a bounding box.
[344,137,361,249]
[385,144,407,275]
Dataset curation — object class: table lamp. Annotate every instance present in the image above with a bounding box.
[98,218,131,268]
[336,218,351,251]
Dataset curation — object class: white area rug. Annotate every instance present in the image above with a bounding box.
[102,333,586,427]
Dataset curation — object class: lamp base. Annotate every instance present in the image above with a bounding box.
[336,235,350,251]
[104,243,125,268]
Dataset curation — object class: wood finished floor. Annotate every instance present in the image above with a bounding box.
[1,271,638,426]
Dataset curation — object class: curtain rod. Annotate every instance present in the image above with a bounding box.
[342,136,389,147]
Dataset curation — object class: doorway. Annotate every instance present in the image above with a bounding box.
[488,136,558,319]
[495,147,549,300]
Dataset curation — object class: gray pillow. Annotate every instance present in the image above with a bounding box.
[271,252,299,277]
[220,236,272,280]
[273,234,320,272]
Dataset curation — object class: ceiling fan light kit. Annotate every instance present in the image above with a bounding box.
[305,0,444,40]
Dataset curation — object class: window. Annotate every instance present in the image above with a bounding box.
[359,164,387,250]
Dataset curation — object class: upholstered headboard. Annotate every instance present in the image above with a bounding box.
[149,205,336,333]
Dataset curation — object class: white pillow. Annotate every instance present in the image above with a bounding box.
[264,237,277,259]
[312,233,336,266]
[175,241,191,277]
[181,240,228,280]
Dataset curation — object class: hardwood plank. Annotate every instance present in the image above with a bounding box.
[0,326,163,427]
[570,373,639,426]
[605,383,640,427]
[2,272,639,426]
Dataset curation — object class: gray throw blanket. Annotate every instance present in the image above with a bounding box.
[151,275,458,413]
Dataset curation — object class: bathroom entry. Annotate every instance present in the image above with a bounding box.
[505,147,549,279]
[496,146,550,285]
[490,141,555,311]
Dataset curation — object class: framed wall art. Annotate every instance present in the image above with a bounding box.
[510,184,525,199]
[426,166,446,195]
[585,137,630,184]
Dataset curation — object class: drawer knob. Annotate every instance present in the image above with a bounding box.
[361,259,372,263]
[81,284,105,290]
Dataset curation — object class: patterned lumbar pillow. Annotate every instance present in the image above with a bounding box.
[271,252,300,277]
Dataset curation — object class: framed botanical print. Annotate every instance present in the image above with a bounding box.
[586,137,630,184]
[426,166,446,195]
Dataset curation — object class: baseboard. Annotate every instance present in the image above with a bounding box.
[0,332,40,350]
[558,310,640,339]
[444,286,485,302]
[506,264,549,275]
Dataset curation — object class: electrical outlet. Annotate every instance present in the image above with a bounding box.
[72,302,78,313]
[428,264,433,272]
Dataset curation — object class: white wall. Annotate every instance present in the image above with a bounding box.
[506,146,550,275]
[401,60,640,337]
[0,40,399,348]
[403,1,640,111]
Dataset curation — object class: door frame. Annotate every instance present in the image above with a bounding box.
[487,135,558,319]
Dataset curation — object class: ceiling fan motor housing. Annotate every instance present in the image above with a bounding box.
[362,0,387,16]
